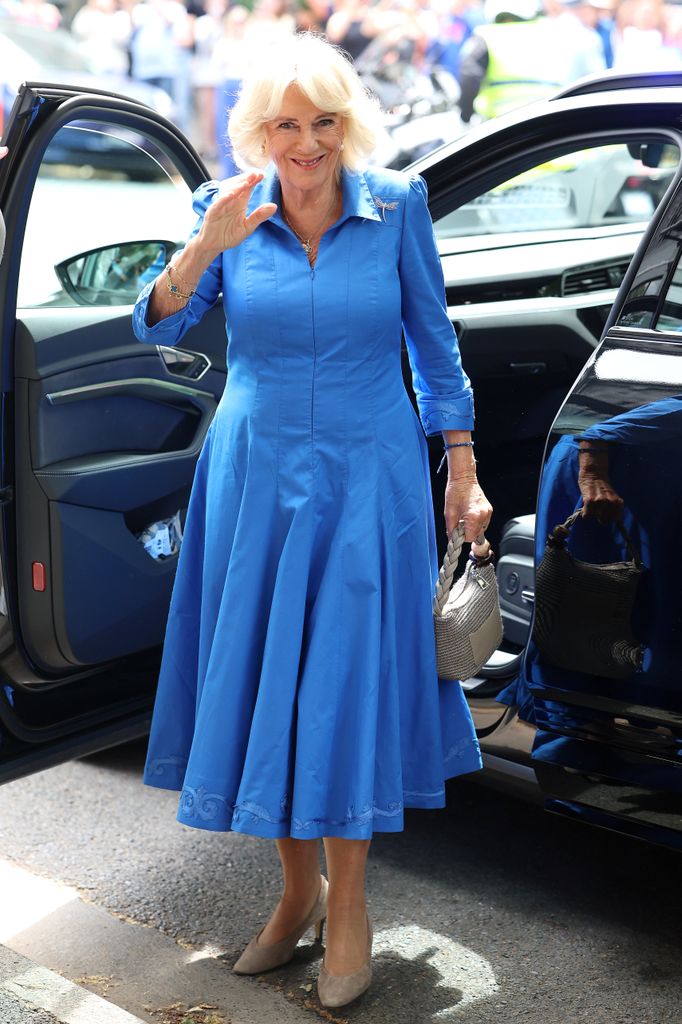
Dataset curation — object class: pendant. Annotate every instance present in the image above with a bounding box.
[302,239,312,257]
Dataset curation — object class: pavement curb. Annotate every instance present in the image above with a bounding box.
[0,943,146,1024]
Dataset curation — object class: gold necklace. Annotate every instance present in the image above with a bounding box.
[282,193,339,258]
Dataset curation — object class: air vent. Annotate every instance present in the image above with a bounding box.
[562,260,630,296]
[446,276,560,305]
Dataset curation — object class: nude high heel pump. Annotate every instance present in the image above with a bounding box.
[317,914,373,1008]
[233,874,328,975]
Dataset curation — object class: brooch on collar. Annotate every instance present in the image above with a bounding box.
[374,197,399,222]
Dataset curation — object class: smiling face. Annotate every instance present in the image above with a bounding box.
[264,84,345,198]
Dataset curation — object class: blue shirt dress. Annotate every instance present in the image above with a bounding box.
[134,163,483,840]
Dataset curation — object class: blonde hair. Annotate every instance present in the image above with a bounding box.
[228,33,383,171]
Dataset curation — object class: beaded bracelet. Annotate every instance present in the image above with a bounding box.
[438,440,475,474]
[469,547,494,566]
[165,262,196,301]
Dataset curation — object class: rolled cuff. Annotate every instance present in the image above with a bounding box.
[132,279,193,345]
[419,393,475,435]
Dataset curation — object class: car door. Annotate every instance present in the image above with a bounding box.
[522,165,682,850]
[412,88,682,847]
[0,85,225,780]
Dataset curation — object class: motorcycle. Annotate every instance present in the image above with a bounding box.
[356,34,467,168]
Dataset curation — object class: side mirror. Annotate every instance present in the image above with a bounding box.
[54,240,180,306]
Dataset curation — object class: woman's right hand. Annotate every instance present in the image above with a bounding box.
[577,446,624,523]
[197,172,277,260]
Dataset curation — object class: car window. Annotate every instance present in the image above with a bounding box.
[434,142,679,239]
[17,120,196,309]
[652,257,682,332]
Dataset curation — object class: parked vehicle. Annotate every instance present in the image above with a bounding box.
[1,74,681,851]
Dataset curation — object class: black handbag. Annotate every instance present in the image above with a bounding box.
[533,508,645,679]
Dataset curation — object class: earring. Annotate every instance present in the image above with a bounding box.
[339,142,345,151]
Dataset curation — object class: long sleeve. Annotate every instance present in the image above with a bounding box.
[399,175,474,436]
[132,180,223,346]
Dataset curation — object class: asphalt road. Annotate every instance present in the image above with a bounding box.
[0,739,680,1024]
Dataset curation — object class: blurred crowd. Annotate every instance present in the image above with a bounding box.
[2,0,682,167]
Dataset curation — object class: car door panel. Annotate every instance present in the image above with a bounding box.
[16,304,228,379]
[0,87,223,698]
[32,378,217,492]
[49,501,176,664]
[408,92,682,847]
[520,330,682,845]
[14,314,226,677]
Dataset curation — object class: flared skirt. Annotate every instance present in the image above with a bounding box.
[143,391,482,839]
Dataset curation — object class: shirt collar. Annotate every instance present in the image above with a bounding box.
[255,163,382,228]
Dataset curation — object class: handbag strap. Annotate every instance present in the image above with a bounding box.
[434,527,465,615]
[433,527,493,615]
[549,507,643,567]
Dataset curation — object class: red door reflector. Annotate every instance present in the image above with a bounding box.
[32,562,46,592]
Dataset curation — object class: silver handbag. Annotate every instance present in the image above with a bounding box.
[433,526,504,681]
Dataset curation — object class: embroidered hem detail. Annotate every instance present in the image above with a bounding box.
[147,734,482,834]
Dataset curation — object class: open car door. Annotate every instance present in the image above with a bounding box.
[0,84,226,780]
[413,86,682,848]
[523,166,682,850]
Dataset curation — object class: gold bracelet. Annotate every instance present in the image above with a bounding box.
[165,262,196,301]
[170,258,198,292]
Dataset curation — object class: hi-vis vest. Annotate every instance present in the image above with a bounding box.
[474,21,564,120]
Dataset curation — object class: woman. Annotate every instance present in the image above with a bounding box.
[325,0,377,61]
[134,32,491,1009]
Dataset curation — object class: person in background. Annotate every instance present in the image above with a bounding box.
[130,0,193,130]
[293,0,329,35]
[549,0,609,78]
[457,0,556,123]
[247,0,295,45]
[429,0,476,83]
[357,0,440,76]
[212,3,252,176]
[71,0,132,76]
[613,0,682,70]
[11,0,61,28]
[458,0,606,124]
[581,0,616,68]
[325,0,377,60]
[192,0,228,159]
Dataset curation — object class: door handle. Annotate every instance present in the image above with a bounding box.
[158,345,211,381]
[509,362,547,375]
